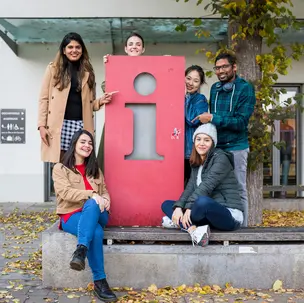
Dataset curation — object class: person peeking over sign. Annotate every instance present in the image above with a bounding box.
[103,32,145,66]
[52,129,117,302]
[37,32,117,163]
[161,123,243,247]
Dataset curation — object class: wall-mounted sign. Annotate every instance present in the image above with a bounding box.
[0,109,26,144]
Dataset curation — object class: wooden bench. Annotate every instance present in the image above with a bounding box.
[103,226,304,246]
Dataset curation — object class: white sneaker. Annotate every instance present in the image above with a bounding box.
[188,225,210,247]
[161,216,179,229]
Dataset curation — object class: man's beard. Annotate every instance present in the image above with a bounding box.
[219,72,235,83]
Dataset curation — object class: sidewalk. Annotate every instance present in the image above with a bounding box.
[0,202,304,303]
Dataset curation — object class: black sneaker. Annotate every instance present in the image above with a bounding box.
[70,244,87,271]
[94,278,118,302]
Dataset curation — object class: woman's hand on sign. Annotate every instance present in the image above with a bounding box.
[182,209,192,229]
[39,126,52,146]
[103,54,110,63]
[99,91,119,106]
[172,207,183,226]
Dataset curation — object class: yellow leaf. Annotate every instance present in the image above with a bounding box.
[206,51,213,58]
[87,282,94,291]
[67,294,80,298]
[14,284,24,290]
[212,284,221,291]
[273,279,283,291]
[225,282,232,288]
[176,284,186,291]
[231,33,238,40]
[147,284,158,293]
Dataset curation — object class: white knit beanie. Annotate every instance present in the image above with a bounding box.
[193,123,217,147]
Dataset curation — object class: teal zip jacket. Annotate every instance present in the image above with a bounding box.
[185,92,208,158]
[209,75,256,151]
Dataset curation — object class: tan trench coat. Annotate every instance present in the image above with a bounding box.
[38,62,102,163]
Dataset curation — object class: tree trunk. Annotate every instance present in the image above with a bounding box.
[247,163,264,225]
[228,21,264,226]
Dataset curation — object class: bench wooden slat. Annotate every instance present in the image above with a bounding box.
[103,227,304,242]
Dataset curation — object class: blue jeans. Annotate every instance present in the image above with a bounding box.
[61,199,109,281]
[161,196,240,231]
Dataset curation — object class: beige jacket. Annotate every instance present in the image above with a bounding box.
[52,163,110,214]
[38,62,102,163]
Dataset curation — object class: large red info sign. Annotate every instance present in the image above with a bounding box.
[104,56,184,226]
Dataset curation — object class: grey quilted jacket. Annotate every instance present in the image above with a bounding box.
[173,148,243,211]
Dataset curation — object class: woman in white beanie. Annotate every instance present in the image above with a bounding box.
[161,123,244,246]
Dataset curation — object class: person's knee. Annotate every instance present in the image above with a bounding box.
[194,196,214,210]
[161,200,173,213]
[190,196,214,222]
[84,199,99,211]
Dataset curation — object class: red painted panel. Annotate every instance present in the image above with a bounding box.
[104,56,185,226]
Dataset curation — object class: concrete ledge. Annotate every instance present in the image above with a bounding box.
[42,225,304,289]
[264,199,304,211]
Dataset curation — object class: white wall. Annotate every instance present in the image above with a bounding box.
[0,39,303,202]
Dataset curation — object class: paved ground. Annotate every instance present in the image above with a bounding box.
[0,202,304,303]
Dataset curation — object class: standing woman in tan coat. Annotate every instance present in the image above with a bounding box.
[38,32,115,163]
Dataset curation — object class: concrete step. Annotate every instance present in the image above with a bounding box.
[42,225,304,289]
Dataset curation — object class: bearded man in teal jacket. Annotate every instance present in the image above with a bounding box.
[194,53,256,226]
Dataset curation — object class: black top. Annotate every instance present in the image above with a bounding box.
[64,62,82,120]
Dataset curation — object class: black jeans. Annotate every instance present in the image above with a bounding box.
[161,196,241,231]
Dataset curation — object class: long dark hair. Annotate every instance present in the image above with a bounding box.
[62,129,99,179]
[53,32,95,91]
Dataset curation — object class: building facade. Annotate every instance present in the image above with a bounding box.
[0,0,303,202]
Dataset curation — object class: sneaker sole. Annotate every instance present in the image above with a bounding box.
[70,261,85,271]
[93,290,118,302]
[198,225,210,247]
[162,224,179,229]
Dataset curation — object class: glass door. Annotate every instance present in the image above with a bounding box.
[263,86,300,198]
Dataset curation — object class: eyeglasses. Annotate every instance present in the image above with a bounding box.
[213,64,232,72]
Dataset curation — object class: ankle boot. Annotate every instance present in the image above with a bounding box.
[70,244,87,271]
[94,278,117,302]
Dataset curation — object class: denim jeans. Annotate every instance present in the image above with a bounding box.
[161,196,240,231]
[230,148,249,227]
[61,199,108,281]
